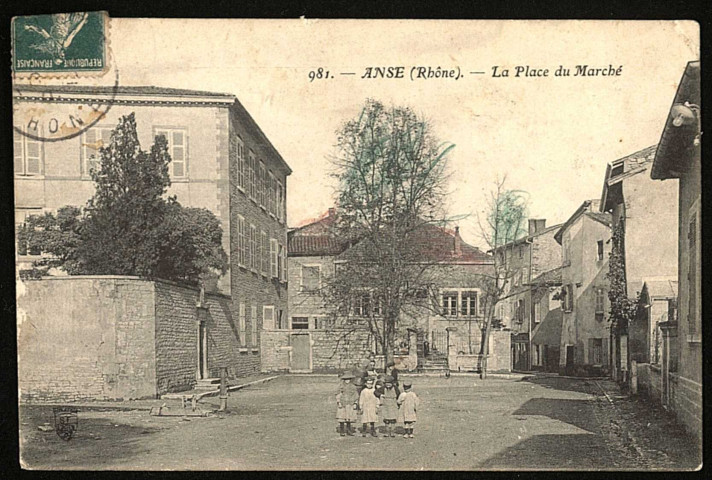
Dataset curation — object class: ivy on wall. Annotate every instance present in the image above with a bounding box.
[606,219,639,334]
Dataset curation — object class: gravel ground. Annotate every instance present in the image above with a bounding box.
[19,374,701,470]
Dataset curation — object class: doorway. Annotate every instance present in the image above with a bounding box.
[565,345,575,375]
[290,333,311,372]
[198,320,208,379]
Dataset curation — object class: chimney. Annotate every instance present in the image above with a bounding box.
[454,226,462,256]
[528,219,546,235]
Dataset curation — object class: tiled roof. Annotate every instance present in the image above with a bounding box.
[527,266,563,287]
[14,84,235,99]
[289,210,492,264]
[288,210,349,256]
[642,278,678,299]
[555,200,611,244]
[491,223,563,252]
[584,212,612,227]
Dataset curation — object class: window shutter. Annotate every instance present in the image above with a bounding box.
[239,303,246,346]
[14,131,24,174]
[251,305,258,347]
[588,338,594,365]
[270,239,278,277]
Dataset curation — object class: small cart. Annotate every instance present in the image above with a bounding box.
[53,407,78,441]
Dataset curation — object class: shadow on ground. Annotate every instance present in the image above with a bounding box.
[512,397,597,434]
[477,433,612,470]
[519,375,598,394]
[20,407,160,469]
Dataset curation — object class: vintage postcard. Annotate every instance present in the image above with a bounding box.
[13,17,701,470]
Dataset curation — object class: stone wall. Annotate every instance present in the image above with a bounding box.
[18,276,242,402]
[637,363,701,444]
[17,277,157,402]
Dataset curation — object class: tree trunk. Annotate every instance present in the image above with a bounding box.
[479,304,494,380]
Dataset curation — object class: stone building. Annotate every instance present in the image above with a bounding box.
[269,210,506,374]
[600,144,678,382]
[527,266,564,372]
[554,200,612,376]
[14,85,291,382]
[491,219,562,371]
[648,60,701,442]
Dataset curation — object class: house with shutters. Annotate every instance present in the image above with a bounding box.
[268,209,506,373]
[490,219,563,372]
[14,85,291,393]
[554,200,612,376]
[647,60,701,442]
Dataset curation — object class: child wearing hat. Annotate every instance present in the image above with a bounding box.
[397,381,420,438]
[379,376,399,438]
[335,372,359,436]
[358,377,380,437]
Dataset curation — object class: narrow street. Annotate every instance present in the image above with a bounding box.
[20,374,700,470]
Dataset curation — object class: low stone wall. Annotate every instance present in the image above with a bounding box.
[669,373,702,444]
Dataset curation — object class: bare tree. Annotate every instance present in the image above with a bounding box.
[322,99,455,365]
[476,176,529,379]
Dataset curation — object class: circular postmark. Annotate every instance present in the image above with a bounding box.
[12,67,120,143]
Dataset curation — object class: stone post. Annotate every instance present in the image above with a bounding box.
[658,321,677,407]
[219,366,228,412]
[630,360,638,395]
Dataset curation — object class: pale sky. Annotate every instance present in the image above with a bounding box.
[84,19,698,249]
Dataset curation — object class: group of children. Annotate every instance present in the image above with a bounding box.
[335,359,420,439]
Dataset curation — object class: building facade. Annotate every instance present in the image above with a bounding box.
[492,219,562,371]
[272,210,503,373]
[648,60,701,442]
[555,200,612,376]
[14,85,291,380]
[600,144,679,382]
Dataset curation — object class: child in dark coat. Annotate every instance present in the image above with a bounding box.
[336,372,359,436]
[379,377,399,438]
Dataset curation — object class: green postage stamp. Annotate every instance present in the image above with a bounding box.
[12,11,108,75]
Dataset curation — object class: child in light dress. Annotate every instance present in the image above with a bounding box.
[358,377,380,437]
[397,381,420,438]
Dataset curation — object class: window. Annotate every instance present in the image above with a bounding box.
[292,316,309,330]
[247,150,257,200]
[81,126,112,176]
[516,299,526,324]
[267,171,275,215]
[301,265,320,291]
[14,130,42,176]
[595,288,605,322]
[236,137,245,191]
[250,224,257,271]
[597,240,604,261]
[354,293,371,317]
[263,306,275,330]
[534,300,541,324]
[460,291,478,316]
[239,303,246,347]
[270,238,278,277]
[261,231,268,276]
[251,305,258,347]
[237,216,246,267]
[259,160,266,208]
[442,291,458,316]
[278,181,285,222]
[155,128,187,178]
